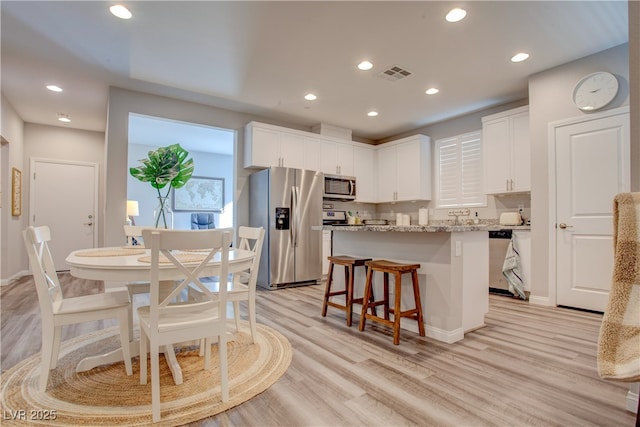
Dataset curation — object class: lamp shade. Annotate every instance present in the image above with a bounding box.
[126,200,139,217]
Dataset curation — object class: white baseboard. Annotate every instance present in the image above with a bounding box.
[626,383,639,414]
[0,270,29,287]
[427,325,464,343]
[379,318,464,344]
[528,294,553,306]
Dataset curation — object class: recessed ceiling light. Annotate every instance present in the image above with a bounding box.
[367,111,379,117]
[358,61,373,71]
[110,4,132,20]
[57,113,71,123]
[304,93,317,101]
[445,8,467,23]
[511,52,530,63]
[425,87,439,95]
[46,84,63,92]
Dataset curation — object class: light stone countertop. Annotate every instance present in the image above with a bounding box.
[315,223,531,232]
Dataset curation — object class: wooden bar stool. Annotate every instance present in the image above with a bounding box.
[358,260,425,345]
[322,255,373,326]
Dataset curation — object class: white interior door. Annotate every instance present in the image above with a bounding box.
[30,159,98,270]
[554,110,629,312]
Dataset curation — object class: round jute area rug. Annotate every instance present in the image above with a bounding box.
[1,322,291,426]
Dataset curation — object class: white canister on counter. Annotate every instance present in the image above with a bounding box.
[403,214,410,226]
[418,208,429,225]
[396,213,403,226]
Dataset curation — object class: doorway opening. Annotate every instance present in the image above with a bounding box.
[127,113,235,230]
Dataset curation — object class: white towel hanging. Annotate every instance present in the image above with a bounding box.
[502,236,526,300]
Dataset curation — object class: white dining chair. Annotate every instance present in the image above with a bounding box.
[124,225,145,247]
[229,226,265,342]
[190,226,265,344]
[123,225,153,299]
[138,228,232,422]
[22,226,133,392]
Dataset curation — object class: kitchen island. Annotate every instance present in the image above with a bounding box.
[317,224,489,343]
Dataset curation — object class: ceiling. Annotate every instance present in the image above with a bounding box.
[1,1,629,143]
[128,114,235,156]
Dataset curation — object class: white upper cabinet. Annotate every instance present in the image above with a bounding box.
[353,145,377,203]
[377,144,397,202]
[244,122,306,169]
[303,136,322,172]
[320,140,354,176]
[482,106,530,194]
[245,122,433,205]
[376,135,431,203]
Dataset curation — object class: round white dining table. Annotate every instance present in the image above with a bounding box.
[66,247,254,282]
[65,246,255,384]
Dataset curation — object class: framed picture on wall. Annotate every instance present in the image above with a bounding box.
[11,167,21,216]
[172,176,224,212]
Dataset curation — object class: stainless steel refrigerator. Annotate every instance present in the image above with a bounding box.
[249,167,323,290]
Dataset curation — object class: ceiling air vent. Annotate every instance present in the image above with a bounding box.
[377,65,412,82]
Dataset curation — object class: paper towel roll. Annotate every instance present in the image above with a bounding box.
[396,213,403,225]
[418,208,429,225]
[403,214,410,226]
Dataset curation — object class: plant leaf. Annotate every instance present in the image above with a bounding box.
[129,143,193,190]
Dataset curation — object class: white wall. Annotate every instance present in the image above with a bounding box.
[529,44,630,304]
[105,87,289,247]
[23,122,105,237]
[0,116,106,282]
[0,95,26,283]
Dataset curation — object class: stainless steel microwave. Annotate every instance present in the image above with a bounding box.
[323,174,356,201]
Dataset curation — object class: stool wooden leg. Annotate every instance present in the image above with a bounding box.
[383,272,390,321]
[345,265,354,326]
[366,266,377,317]
[358,267,373,332]
[321,261,335,317]
[411,269,426,337]
[393,272,402,345]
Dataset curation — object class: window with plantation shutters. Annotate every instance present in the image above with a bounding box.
[435,130,486,208]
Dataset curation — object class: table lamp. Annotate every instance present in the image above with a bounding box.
[126,200,139,226]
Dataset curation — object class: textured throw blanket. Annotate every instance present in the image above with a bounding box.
[597,193,640,381]
[502,236,526,300]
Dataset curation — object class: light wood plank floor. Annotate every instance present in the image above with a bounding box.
[1,273,636,426]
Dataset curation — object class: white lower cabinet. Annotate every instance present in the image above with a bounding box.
[322,230,332,275]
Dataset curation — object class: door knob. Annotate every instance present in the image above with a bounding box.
[558,223,573,229]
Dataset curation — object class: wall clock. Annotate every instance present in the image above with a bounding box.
[572,71,619,111]
[11,167,22,216]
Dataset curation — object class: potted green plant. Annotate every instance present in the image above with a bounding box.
[129,144,194,228]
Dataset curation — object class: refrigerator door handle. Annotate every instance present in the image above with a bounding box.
[290,186,298,246]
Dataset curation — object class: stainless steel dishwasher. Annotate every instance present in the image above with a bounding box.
[489,229,513,295]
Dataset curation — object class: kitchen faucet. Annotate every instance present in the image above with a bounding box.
[448,208,470,226]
